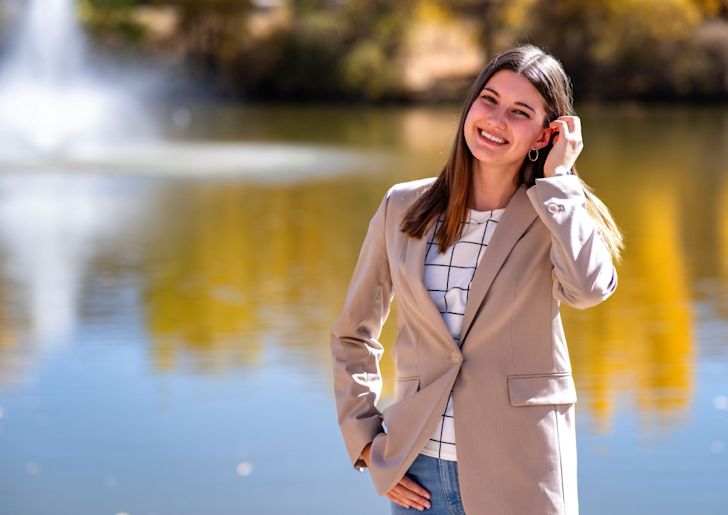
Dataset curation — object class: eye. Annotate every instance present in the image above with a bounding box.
[513,110,530,117]
[481,95,496,103]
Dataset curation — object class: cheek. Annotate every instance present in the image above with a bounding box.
[465,99,491,120]
[515,125,545,147]
[463,106,478,130]
[463,109,478,141]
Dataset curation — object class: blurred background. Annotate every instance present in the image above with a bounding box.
[0,0,726,514]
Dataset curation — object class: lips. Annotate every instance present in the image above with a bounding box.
[478,128,509,145]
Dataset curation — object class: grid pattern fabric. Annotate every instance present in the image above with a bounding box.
[419,207,505,461]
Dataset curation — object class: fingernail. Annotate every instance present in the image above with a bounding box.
[425,502,431,509]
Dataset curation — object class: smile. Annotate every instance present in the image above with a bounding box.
[479,129,508,145]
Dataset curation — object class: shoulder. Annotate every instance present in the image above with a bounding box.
[384,177,437,208]
[366,177,436,230]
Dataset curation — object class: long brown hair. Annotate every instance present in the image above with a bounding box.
[400,44,624,262]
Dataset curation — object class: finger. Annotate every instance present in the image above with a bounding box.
[391,485,428,510]
[549,121,568,143]
[399,475,432,500]
[548,125,563,144]
[552,120,582,146]
[392,483,431,510]
[549,126,560,144]
[387,493,410,508]
[550,119,570,136]
[560,116,577,133]
[564,117,581,144]
[574,117,584,149]
[387,490,418,510]
[571,116,581,135]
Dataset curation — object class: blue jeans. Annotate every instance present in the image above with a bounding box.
[390,453,466,515]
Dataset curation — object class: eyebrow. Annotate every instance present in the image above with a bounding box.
[482,87,536,113]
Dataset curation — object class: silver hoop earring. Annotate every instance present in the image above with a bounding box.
[528,148,539,162]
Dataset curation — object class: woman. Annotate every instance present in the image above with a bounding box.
[330,44,623,515]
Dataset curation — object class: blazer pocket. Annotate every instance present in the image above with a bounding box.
[393,376,420,404]
[507,372,577,406]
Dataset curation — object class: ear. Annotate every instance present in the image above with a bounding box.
[533,126,552,150]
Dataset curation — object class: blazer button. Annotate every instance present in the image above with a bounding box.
[547,203,561,214]
[450,351,462,364]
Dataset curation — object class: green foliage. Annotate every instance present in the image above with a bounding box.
[234,0,413,100]
[262,12,349,98]
[490,0,728,100]
[86,0,142,7]
[343,40,399,99]
[79,0,148,47]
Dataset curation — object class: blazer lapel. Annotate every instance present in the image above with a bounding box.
[401,220,456,348]
[459,185,537,345]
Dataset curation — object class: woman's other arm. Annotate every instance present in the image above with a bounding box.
[330,188,394,472]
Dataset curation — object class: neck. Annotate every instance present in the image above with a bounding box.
[469,161,519,211]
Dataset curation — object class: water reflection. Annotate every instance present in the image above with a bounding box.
[142,177,397,375]
[0,173,149,346]
[719,179,728,317]
[567,178,694,434]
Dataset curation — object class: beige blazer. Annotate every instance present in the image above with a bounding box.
[330,174,618,515]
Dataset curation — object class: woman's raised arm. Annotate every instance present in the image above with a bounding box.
[526,174,618,309]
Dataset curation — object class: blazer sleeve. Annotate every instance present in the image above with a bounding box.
[330,187,395,472]
[526,174,618,310]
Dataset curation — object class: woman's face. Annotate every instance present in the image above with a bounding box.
[463,69,552,173]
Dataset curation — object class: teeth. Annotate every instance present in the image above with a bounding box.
[480,130,506,144]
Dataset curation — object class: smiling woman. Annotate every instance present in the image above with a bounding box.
[330,44,625,515]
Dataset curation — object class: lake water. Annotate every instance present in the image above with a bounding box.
[0,102,727,514]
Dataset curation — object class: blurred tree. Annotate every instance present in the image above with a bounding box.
[429,0,506,54]
[337,0,414,99]
[500,0,724,100]
[79,0,148,48]
[669,18,728,96]
[230,0,415,101]
[74,0,728,101]
[692,0,728,18]
[254,10,349,99]
[150,0,253,95]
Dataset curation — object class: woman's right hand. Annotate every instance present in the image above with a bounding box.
[362,442,432,511]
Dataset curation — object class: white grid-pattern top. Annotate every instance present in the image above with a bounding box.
[419,207,505,461]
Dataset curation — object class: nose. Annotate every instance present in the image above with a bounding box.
[489,106,507,128]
